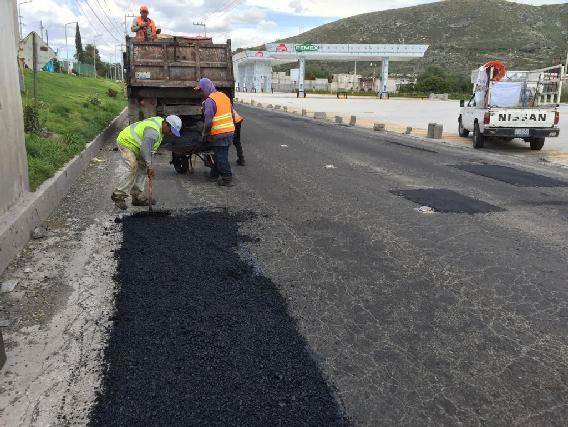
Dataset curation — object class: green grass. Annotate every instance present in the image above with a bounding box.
[22,71,125,190]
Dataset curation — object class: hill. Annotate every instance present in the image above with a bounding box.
[276,0,568,75]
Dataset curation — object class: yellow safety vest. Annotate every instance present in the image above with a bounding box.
[117,117,164,156]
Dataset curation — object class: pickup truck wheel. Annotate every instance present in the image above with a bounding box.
[171,155,189,174]
[458,117,469,137]
[529,137,545,151]
[473,122,485,149]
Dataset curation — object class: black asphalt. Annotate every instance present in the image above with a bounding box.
[92,106,568,425]
[89,210,347,425]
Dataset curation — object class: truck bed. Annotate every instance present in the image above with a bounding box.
[127,37,233,89]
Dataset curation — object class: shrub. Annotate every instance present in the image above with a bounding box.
[23,101,45,134]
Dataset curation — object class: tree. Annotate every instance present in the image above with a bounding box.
[83,44,105,76]
[75,23,84,62]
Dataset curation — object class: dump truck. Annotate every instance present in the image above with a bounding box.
[458,63,563,150]
[124,35,234,123]
[124,35,235,173]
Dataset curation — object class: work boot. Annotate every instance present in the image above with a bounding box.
[111,194,127,211]
[237,157,246,166]
[217,176,234,187]
[204,172,218,182]
[131,195,156,206]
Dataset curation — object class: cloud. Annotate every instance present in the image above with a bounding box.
[20,0,563,59]
[289,0,305,13]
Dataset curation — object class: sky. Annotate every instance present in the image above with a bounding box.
[18,0,567,64]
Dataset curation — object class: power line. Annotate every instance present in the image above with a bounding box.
[78,0,121,42]
[93,0,124,38]
[73,0,111,41]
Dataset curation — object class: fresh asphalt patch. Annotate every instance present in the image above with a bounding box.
[454,164,568,187]
[390,189,506,214]
[88,209,347,426]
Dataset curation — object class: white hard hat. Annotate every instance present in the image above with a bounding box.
[165,115,182,137]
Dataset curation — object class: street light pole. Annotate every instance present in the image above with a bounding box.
[65,21,77,74]
[92,35,102,78]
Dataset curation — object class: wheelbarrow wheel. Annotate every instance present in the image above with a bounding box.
[171,154,189,174]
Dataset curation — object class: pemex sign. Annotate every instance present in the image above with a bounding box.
[294,43,320,52]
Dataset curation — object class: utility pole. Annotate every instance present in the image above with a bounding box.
[193,21,206,37]
[17,0,32,40]
[45,29,48,46]
[39,20,43,40]
[32,32,38,98]
[124,14,136,36]
[64,21,77,73]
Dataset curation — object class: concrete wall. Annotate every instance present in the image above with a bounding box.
[0,0,29,217]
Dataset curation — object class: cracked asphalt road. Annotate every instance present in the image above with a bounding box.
[2,105,568,425]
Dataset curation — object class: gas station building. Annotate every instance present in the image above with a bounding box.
[233,43,429,97]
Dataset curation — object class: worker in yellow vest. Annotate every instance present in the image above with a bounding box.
[196,78,235,186]
[131,5,161,41]
[233,110,245,166]
[111,115,182,210]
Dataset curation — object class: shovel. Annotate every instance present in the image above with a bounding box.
[142,168,171,218]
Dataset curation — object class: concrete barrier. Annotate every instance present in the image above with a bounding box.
[335,116,343,124]
[314,112,327,120]
[349,116,357,126]
[274,105,281,110]
[302,109,307,116]
[266,104,273,108]
[429,93,449,101]
[0,109,127,275]
[256,103,262,108]
[427,123,444,139]
[373,123,386,132]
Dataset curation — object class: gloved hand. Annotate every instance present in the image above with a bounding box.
[146,166,155,178]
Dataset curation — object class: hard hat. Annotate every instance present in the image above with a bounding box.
[166,115,182,137]
[140,4,149,13]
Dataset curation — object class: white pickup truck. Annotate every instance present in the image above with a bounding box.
[458,64,563,150]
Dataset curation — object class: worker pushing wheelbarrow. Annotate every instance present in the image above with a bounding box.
[164,78,245,186]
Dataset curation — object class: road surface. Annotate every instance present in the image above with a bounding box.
[239,92,568,152]
[1,106,568,425]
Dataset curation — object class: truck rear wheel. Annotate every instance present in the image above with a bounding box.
[458,117,469,137]
[171,154,189,174]
[473,122,485,149]
[529,137,545,151]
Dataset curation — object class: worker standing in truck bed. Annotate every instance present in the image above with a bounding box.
[131,5,161,41]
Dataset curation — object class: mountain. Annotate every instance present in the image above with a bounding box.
[276,0,568,75]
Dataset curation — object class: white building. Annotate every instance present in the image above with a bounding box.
[19,31,56,70]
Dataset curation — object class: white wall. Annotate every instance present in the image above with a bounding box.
[0,0,29,216]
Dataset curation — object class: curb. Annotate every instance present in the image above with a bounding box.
[0,109,127,275]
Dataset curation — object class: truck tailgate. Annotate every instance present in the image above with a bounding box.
[489,109,556,128]
[129,40,233,88]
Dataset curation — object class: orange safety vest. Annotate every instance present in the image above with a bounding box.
[135,16,157,41]
[233,110,244,124]
[209,92,235,135]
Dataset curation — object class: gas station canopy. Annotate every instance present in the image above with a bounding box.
[233,43,429,95]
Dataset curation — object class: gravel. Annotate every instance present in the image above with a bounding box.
[88,209,347,426]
